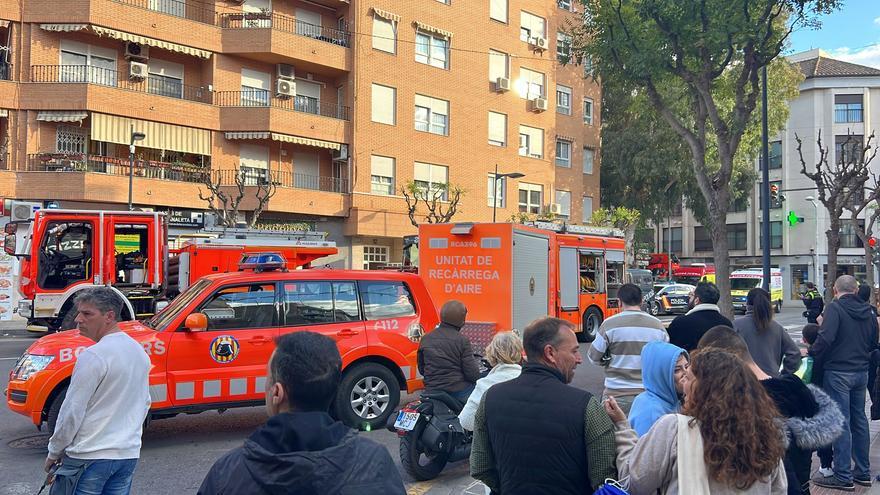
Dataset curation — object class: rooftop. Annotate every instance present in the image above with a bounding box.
[789,49,880,79]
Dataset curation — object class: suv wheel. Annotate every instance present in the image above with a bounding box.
[649,301,660,316]
[46,386,68,435]
[335,363,400,430]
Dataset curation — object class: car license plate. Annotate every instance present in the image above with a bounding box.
[394,411,420,431]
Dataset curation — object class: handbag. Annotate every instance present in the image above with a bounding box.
[593,479,630,495]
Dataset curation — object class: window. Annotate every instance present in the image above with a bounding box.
[759,180,783,209]
[557,32,572,63]
[791,264,809,298]
[555,190,571,219]
[520,11,546,42]
[293,151,320,189]
[518,125,543,158]
[372,14,396,53]
[371,83,396,125]
[759,221,783,249]
[487,174,507,207]
[519,183,543,214]
[370,155,395,195]
[241,68,270,106]
[239,143,269,185]
[201,284,276,330]
[295,8,323,38]
[768,140,782,169]
[555,139,571,167]
[556,85,572,114]
[488,111,507,146]
[727,223,747,250]
[840,220,866,248]
[488,50,509,82]
[283,281,359,325]
[582,55,594,77]
[59,40,116,86]
[662,227,682,253]
[37,221,93,290]
[558,0,572,10]
[693,226,712,252]
[56,125,88,153]
[583,98,593,125]
[582,196,593,223]
[149,0,185,17]
[835,94,863,123]
[362,246,389,270]
[517,68,545,99]
[490,0,508,23]
[583,147,594,174]
[148,59,184,99]
[294,80,322,115]
[414,95,449,135]
[414,162,449,200]
[835,134,864,165]
[360,280,416,319]
[415,31,449,69]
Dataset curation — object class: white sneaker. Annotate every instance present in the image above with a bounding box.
[819,467,834,477]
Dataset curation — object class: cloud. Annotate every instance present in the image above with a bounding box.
[875,16,880,26]
[828,42,880,69]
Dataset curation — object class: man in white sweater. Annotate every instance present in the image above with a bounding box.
[45,287,151,494]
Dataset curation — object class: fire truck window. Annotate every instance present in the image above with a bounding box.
[359,281,416,320]
[579,254,604,294]
[284,281,335,326]
[114,224,150,285]
[606,261,625,300]
[201,284,276,330]
[38,222,93,290]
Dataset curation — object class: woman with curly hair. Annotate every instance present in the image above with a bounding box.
[604,348,788,494]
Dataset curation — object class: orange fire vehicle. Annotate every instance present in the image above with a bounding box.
[418,222,626,346]
[4,208,337,332]
[672,264,716,286]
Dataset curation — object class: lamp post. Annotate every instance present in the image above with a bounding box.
[128,125,146,211]
[806,195,821,292]
[492,163,524,222]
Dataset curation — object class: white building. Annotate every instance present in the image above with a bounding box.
[653,49,880,300]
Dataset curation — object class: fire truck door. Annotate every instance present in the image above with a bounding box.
[511,231,549,332]
[559,248,580,311]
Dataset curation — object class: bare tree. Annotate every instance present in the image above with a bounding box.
[401,181,465,228]
[843,134,879,299]
[797,131,876,297]
[198,168,277,230]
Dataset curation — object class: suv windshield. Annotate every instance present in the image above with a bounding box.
[147,278,212,331]
[731,277,762,291]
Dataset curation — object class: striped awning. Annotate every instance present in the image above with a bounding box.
[224,131,341,151]
[39,24,88,32]
[37,111,88,122]
[414,21,453,38]
[91,26,211,59]
[372,7,400,23]
[91,113,211,156]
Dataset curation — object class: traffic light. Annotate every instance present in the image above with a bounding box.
[870,237,878,249]
[770,184,779,205]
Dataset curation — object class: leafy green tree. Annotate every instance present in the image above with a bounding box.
[591,207,642,267]
[571,0,838,316]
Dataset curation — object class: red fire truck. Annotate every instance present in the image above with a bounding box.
[4,209,337,332]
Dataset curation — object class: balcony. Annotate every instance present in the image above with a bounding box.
[0,63,14,108]
[214,90,349,120]
[214,168,348,216]
[31,65,212,104]
[112,0,218,25]
[0,64,11,81]
[26,152,207,183]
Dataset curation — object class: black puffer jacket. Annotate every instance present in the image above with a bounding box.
[417,322,480,393]
[810,294,879,372]
[197,411,405,495]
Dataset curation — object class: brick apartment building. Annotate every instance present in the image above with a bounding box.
[0,0,601,268]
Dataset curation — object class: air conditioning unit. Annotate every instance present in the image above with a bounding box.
[332,144,349,162]
[495,77,511,92]
[549,203,562,215]
[531,97,548,112]
[277,63,295,80]
[10,201,41,222]
[124,42,149,60]
[129,61,148,80]
[276,78,295,98]
[530,36,548,50]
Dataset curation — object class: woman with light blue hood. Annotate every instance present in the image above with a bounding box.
[627,341,689,437]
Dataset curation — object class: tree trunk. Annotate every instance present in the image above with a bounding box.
[709,213,733,319]
[624,226,636,268]
[825,217,842,300]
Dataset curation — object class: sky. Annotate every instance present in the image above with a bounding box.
[787,0,880,68]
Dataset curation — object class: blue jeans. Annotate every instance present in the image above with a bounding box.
[823,370,871,482]
[74,459,138,495]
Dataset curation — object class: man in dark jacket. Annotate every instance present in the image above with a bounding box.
[470,317,617,494]
[802,282,824,323]
[667,281,732,352]
[417,300,480,402]
[810,275,879,491]
[198,332,405,495]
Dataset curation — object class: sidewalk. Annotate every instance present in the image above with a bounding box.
[812,415,880,494]
[0,318,30,337]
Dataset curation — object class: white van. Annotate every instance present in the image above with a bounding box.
[730,268,784,313]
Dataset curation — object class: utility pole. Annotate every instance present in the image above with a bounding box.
[760,65,771,291]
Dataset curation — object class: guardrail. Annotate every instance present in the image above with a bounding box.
[214,90,350,121]
[214,169,348,193]
[26,153,208,183]
[217,11,350,47]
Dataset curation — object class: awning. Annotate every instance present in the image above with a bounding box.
[91,26,211,59]
[39,24,88,32]
[224,131,342,151]
[91,113,211,156]
[0,20,10,29]
[37,111,88,122]
[0,109,7,117]
[372,7,400,23]
[414,21,453,38]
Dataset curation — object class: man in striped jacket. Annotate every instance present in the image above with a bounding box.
[588,283,669,414]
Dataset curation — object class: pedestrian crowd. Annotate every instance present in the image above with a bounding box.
[39,274,880,494]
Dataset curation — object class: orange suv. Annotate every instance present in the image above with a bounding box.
[6,269,439,430]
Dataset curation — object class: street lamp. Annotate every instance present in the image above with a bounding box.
[492,163,524,222]
[128,126,146,211]
[806,195,821,292]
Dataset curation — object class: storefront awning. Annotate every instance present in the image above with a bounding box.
[0,20,11,29]
[372,7,400,23]
[414,21,453,38]
[91,26,211,59]
[39,24,88,32]
[91,113,211,156]
[223,131,341,151]
[0,109,8,118]
[37,111,88,122]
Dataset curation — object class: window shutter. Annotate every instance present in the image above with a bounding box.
[371,84,396,124]
[488,112,506,145]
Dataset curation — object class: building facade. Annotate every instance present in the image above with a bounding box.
[652,49,880,299]
[0,0,601,269]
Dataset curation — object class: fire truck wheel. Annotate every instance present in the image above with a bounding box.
[336,363,400,430]
[46,386,68,435]
[58,310,78,333]
[579,308,603,343]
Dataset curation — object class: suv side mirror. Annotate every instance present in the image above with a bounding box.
[184,313,208,332]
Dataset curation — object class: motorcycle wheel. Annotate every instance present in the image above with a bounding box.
[399,421,449,481]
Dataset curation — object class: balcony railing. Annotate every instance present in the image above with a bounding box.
[26,152,208,183]
[214,90,350,121]
[0,152,8,171]
[0,63,11,81]
[215,168,348,193]
[834,107,864,124]
[112,0,219,25]
[30,65,213,104]
[217,11,350,47]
